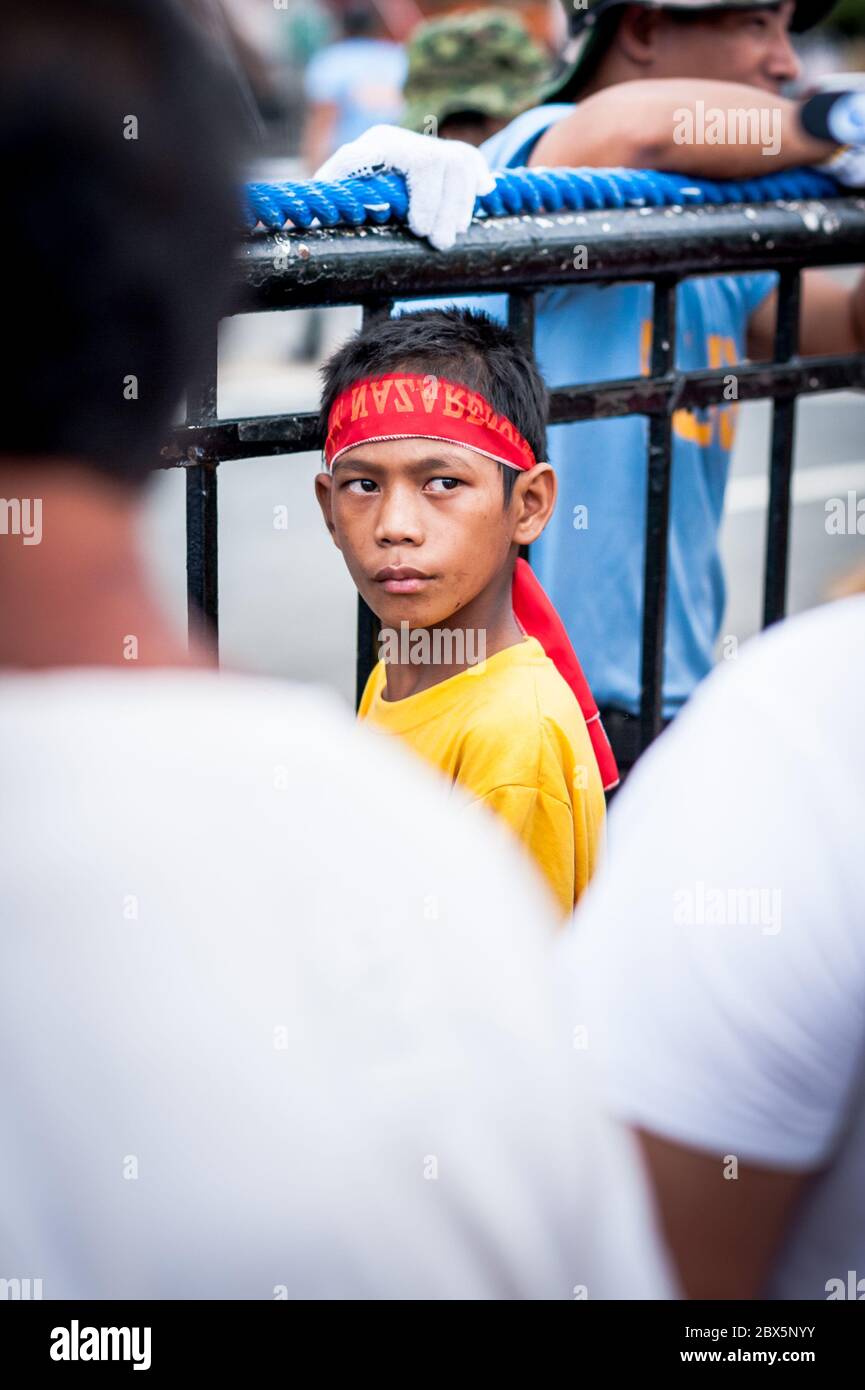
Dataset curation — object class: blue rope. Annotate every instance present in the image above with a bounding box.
[244,164,841,232]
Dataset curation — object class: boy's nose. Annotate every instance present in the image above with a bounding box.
[374,488,424,546]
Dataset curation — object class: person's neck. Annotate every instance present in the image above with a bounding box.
[0,459,205,672]
[578,61,635,101]
[380,568,524,702]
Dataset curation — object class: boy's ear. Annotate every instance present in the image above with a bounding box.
[511,463,557,547]
[314,471,342,549]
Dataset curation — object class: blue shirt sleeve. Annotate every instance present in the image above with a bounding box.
[480,105,575,171]
[304,48,344,104]
[738,270,778,322]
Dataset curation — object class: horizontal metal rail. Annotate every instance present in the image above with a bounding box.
[234,196,865,310]
[165,354,864,466]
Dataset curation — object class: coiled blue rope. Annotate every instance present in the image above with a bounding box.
[244,164,841,233]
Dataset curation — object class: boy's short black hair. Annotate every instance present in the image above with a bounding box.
[0,0,244,484]
[319,307,549,504]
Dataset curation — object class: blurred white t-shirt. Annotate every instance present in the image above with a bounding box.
[0,669,670,1300]
[561,596,865,1300]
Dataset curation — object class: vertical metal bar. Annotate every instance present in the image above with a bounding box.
[186,465,219,653]
[762,269,801,628]
[508,291,537,564]
[507,290,536,349]
[361,296,394,325]
[185,322,220,661]
[354,299,392,707]
[356,598,379,709]
[639,277,677,754]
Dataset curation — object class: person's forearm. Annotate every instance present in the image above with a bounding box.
[530,79,835,174]
[851,270,865,351]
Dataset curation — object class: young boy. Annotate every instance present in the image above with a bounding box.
[315,307,617,919]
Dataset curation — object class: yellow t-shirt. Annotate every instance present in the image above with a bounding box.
[357,636,605,920]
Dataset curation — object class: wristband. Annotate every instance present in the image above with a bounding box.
[800,89,865,146]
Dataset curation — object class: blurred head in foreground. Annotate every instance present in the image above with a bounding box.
[0,0,242,484]
[0,0,244,669]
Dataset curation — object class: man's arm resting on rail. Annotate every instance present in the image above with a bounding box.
[530,79,834,176]
[747,268,865,358]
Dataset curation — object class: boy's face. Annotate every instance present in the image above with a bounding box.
[315,437,555,629]
[644,4,800,93]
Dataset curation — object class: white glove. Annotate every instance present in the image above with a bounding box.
[819,143,865,189]
[314,124,496,252]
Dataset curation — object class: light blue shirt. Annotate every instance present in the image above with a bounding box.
[403,105,777,715]
[305,39,407,154]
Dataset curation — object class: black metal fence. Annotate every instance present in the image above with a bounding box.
[165,193,865,755]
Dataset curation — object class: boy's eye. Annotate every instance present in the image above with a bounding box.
[344,478,378,494]
[426,477,463,492]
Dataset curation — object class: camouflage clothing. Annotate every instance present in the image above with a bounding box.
[402,9,552,133]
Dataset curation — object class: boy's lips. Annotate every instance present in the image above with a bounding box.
[374,565,433,595]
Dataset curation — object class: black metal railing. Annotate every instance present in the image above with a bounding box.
[165,194,865,754]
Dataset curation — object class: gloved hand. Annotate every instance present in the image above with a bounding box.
[800,86,865,188]
[314,125,496,251]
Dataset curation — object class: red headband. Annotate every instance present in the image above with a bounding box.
[324,373,537,473]
[325,373,619,792]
